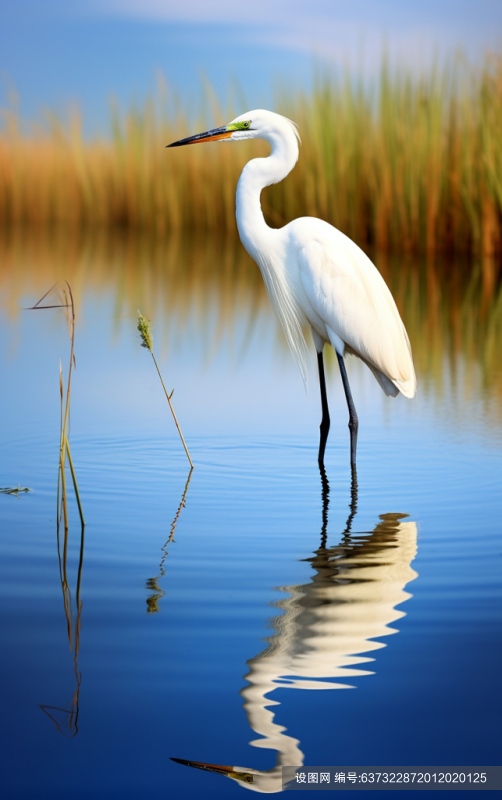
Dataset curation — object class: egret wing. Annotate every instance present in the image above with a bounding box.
[298,238,416,398]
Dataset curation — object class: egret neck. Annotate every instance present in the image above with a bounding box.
[235,126,299,259]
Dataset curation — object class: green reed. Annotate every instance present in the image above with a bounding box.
[1,56,502,255]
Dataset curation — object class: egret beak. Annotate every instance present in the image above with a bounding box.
[170,757,254,784]
[166,126,232,147]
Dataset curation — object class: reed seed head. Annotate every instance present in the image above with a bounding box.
[137,312,153,352]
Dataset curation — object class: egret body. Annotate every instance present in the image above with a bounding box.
[168,110,416,467]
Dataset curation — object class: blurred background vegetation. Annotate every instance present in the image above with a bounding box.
[1,55,502,257]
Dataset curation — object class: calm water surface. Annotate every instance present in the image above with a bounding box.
[0,234,501,798]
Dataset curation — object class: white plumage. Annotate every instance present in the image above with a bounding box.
[168,109,416,465]
[296,225,416,399]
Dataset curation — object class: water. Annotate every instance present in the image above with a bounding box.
[0,234,501,798]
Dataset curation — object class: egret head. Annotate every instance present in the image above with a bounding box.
[166,109,300,149]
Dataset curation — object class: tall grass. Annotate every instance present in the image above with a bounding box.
[1,56,502,255]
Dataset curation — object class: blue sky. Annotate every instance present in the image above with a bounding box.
[1,0,501,132]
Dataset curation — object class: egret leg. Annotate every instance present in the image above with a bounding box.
[317,350,330,467]
[336,352,359,469]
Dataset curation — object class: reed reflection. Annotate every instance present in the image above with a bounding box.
[1,231,501,429]
[146,468,193,613]
[39,516,85,738]
[173,472,418,792]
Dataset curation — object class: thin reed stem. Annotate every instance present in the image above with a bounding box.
[28,282,84,525]
[151,352,193,468]
[60,450,69,534]
[66,439,85,527]
[138,311,193,467]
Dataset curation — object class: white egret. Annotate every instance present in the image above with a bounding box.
[167,110,416,467]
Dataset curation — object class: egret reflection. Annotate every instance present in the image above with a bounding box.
[173,473,418,792]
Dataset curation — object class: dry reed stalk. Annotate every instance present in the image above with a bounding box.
[137,312,193,468]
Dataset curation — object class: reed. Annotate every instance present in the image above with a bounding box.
[138,311,194,468]
[27,281,85,528]
[1,55,502,255]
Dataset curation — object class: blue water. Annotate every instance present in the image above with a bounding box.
[1,426,501,798]
[1,286,501,798]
